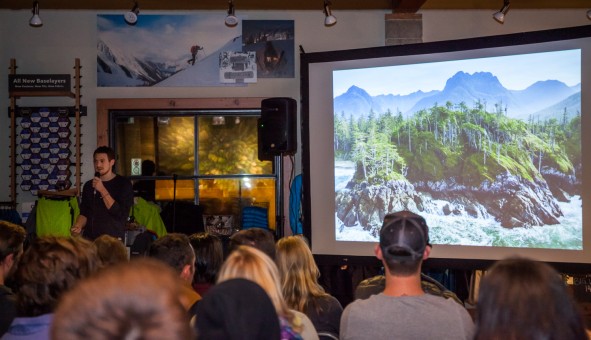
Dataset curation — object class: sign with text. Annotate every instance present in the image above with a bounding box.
[9,74,71,92]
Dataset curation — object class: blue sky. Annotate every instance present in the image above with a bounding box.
[97,14,240,62]
[333,49,581,97]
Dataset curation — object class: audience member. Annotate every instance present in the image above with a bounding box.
[93,234,128,267]
[218,245,319,340]
[195,278,281,340]
[0,222,26,336]
[354,272,463,305]
[51,258,193,340]
[2,236,99,340]
[132,159,156,202]
[340,211,474,340]
[228,227,276,259]
[474,256,587,340]
[148,233,201,318]
[276,236,343,338]
[189,232,223,296]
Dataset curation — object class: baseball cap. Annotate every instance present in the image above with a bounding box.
[379,210,430,262]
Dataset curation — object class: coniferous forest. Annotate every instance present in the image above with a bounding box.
[334,100,582,248]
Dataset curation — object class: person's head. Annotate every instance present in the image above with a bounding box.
[475,257,587,340]
[275,235,326,312]
[0,221,26,281]
[217,246,293,322]
[148,233,195,283]
[228,227,276,260]
[93,146,116,176]
[13,236,99,316]
[141,160,156,176]
[195,278,281,340]
[376,210,431,276]
[189,232,223,285]
[93,234,128,267]
[52,258,193,340]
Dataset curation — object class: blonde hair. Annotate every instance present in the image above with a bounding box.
[276,236,328,313]
[217,245,302,332]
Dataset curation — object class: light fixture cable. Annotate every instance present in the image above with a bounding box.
[124,1,140,25]
[225,0,239,27]
[29,1,42,27]
[323,0,337,27]
[493,0,510,24]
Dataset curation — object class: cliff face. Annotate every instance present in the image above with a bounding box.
[336,168,572,238]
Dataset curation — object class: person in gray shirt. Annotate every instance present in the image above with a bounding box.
[340,211,474,340]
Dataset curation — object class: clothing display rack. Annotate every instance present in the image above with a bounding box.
[8,58,83,205]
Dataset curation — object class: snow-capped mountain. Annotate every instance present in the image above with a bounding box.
[97,39,187,87]
[334,71,580,120]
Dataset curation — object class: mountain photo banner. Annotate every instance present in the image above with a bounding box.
[97,14,246,87]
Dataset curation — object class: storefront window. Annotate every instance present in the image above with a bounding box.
[112,109,276,231]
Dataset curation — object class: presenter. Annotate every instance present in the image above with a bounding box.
[71,146,133,241]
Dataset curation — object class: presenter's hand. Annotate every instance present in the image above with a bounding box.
[70,224,83,235]
[93,177,106,195]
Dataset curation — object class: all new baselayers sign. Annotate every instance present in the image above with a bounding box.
[9,74,70,92]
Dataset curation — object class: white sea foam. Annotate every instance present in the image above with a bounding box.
[336,195,582,250]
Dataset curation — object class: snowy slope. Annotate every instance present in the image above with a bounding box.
[155,36,243,87]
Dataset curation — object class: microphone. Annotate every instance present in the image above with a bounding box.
[94,171,100,195]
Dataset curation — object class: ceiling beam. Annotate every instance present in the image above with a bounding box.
[0,0,588,11]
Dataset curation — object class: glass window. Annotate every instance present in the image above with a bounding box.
[112,110,277,231]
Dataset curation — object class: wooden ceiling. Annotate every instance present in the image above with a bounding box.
[1,0,589,11]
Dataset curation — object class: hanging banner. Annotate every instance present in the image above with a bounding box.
[9,74,71,92]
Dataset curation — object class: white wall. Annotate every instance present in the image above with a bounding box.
[0,8,589,203]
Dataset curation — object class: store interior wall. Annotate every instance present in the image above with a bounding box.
[0,8,588,205]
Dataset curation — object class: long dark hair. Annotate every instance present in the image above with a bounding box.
[189,232,223,284]
[475,257,587,340]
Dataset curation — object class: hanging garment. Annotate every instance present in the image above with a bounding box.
[131,197,167,238]
[36,196,79,237]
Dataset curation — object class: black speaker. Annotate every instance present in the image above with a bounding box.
[257,118,274,161]
[258,97,297,159]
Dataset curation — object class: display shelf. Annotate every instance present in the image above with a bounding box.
[9,91,76,98]
[37,188,78,198]
[8,58,83,204]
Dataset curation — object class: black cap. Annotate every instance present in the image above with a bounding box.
[379,210,429,262]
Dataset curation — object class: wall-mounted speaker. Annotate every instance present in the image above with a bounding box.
[258,97,297,160]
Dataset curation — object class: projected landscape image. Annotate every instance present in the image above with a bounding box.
[333,50,582,249]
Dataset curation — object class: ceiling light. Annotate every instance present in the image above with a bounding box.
[323,0,337,27]
[29,1,42,27]
[493,0,510,24]
[225,0,239,27]
[124,2,140,25]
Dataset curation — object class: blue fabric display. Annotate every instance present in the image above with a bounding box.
[242,206,268,229]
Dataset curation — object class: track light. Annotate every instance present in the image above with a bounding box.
[323,0,337,27]
[493,0,510,24]
[587,9,591,20]
[29,1,42,27]
[224,0,238,27]
[124,2,140,25]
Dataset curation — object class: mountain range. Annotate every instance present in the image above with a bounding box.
[334,71,580,121]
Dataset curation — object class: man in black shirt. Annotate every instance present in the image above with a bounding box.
[71,146,133,240]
